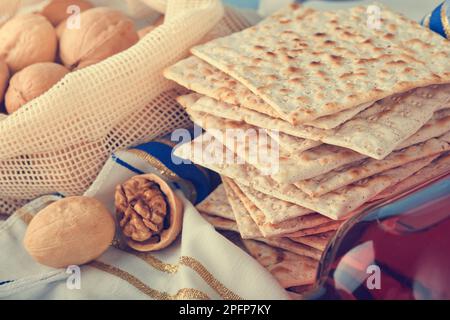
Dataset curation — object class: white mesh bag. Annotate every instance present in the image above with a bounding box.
[0,0,254,214]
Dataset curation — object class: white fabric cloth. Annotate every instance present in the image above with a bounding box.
[0,150,288,300]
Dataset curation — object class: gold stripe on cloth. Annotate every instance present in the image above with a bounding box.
[132,251,179,274]
[89,260,210,300]
[128,148,197,202]
[129,251,242,300]
[441,3,450,38]
[179,256,243,300]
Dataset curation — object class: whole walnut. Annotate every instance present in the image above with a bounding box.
[115,174,184,252]
[5,62,69,114]
[41,0,93,26]
[59,7,139,70]
[0,14,57,73]
[23,196,115,268]
[0,59,9,104]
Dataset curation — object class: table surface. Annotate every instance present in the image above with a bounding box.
[225,0,443,21]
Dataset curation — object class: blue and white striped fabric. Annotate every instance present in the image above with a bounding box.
[421,0,450,39]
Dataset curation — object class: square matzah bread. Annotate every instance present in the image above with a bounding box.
[187,105,450,183]
[165,56,373,129]
[234,182,332,237]
[222,177,261,239]
[201,211,322,260]
[242,239,318,288]
[373,153,450,201]
[295,137,450,197]
[222,178,322,259]
[268,107,450,154]
[201,213,238,232]
[188,84,450,160]
[192,4,450,124]
[265,130,322,154]
[188,108,366,182]
[173,134,437,219]
[226,177,330,237]
[289,231,335,252]
[235,183,313,224]
[285,221,342,237]
[195,184,235,220]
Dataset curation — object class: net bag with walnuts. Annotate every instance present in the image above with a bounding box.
[0,0,253,215]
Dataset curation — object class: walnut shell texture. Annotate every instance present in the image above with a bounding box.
[0,59,9,104]
[59,7,139,70]
[23,196,115,268]
[0,14,57,73]
[41,0,93,26]
[5,62,69,114]
[115,174,184,252]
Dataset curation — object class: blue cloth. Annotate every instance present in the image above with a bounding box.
[421,0,450,38]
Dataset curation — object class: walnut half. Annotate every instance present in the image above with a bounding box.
[115,174,183,252]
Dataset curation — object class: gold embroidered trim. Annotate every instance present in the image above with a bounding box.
[130,252,242,300]
[128,149,179,179]
[90,260,210,300]
[132,251,179,274]
[179,256,243,300]
[441,3,450,38]
[128,148,198,202]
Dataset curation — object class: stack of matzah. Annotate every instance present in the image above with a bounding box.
[165,4,450,294]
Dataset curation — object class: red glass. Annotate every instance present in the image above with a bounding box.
[308,175,450,300]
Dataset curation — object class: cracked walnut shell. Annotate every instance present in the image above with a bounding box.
[115,174,183,252]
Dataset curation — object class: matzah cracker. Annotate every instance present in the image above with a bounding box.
[201,212,321,259]
[189,84,450,160]
[286,221,342,237]
[295,138,450,197]
[394,108,450,150]
[374,153,450,201]
[192,4,450,123]
[243,239,318,288]
[222,178,261,239]
[258,237,321,261]
[196,184,235,220]
[289,231,335,251]
[321,85,450,159]
[174,134,437,219]
[201,213,238,232]
[266,130,322,154]
[189,109,366,182]
[237,182,313,224]
[165,55,373,129]
[189,95,326,140]
[229,180,331,237]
